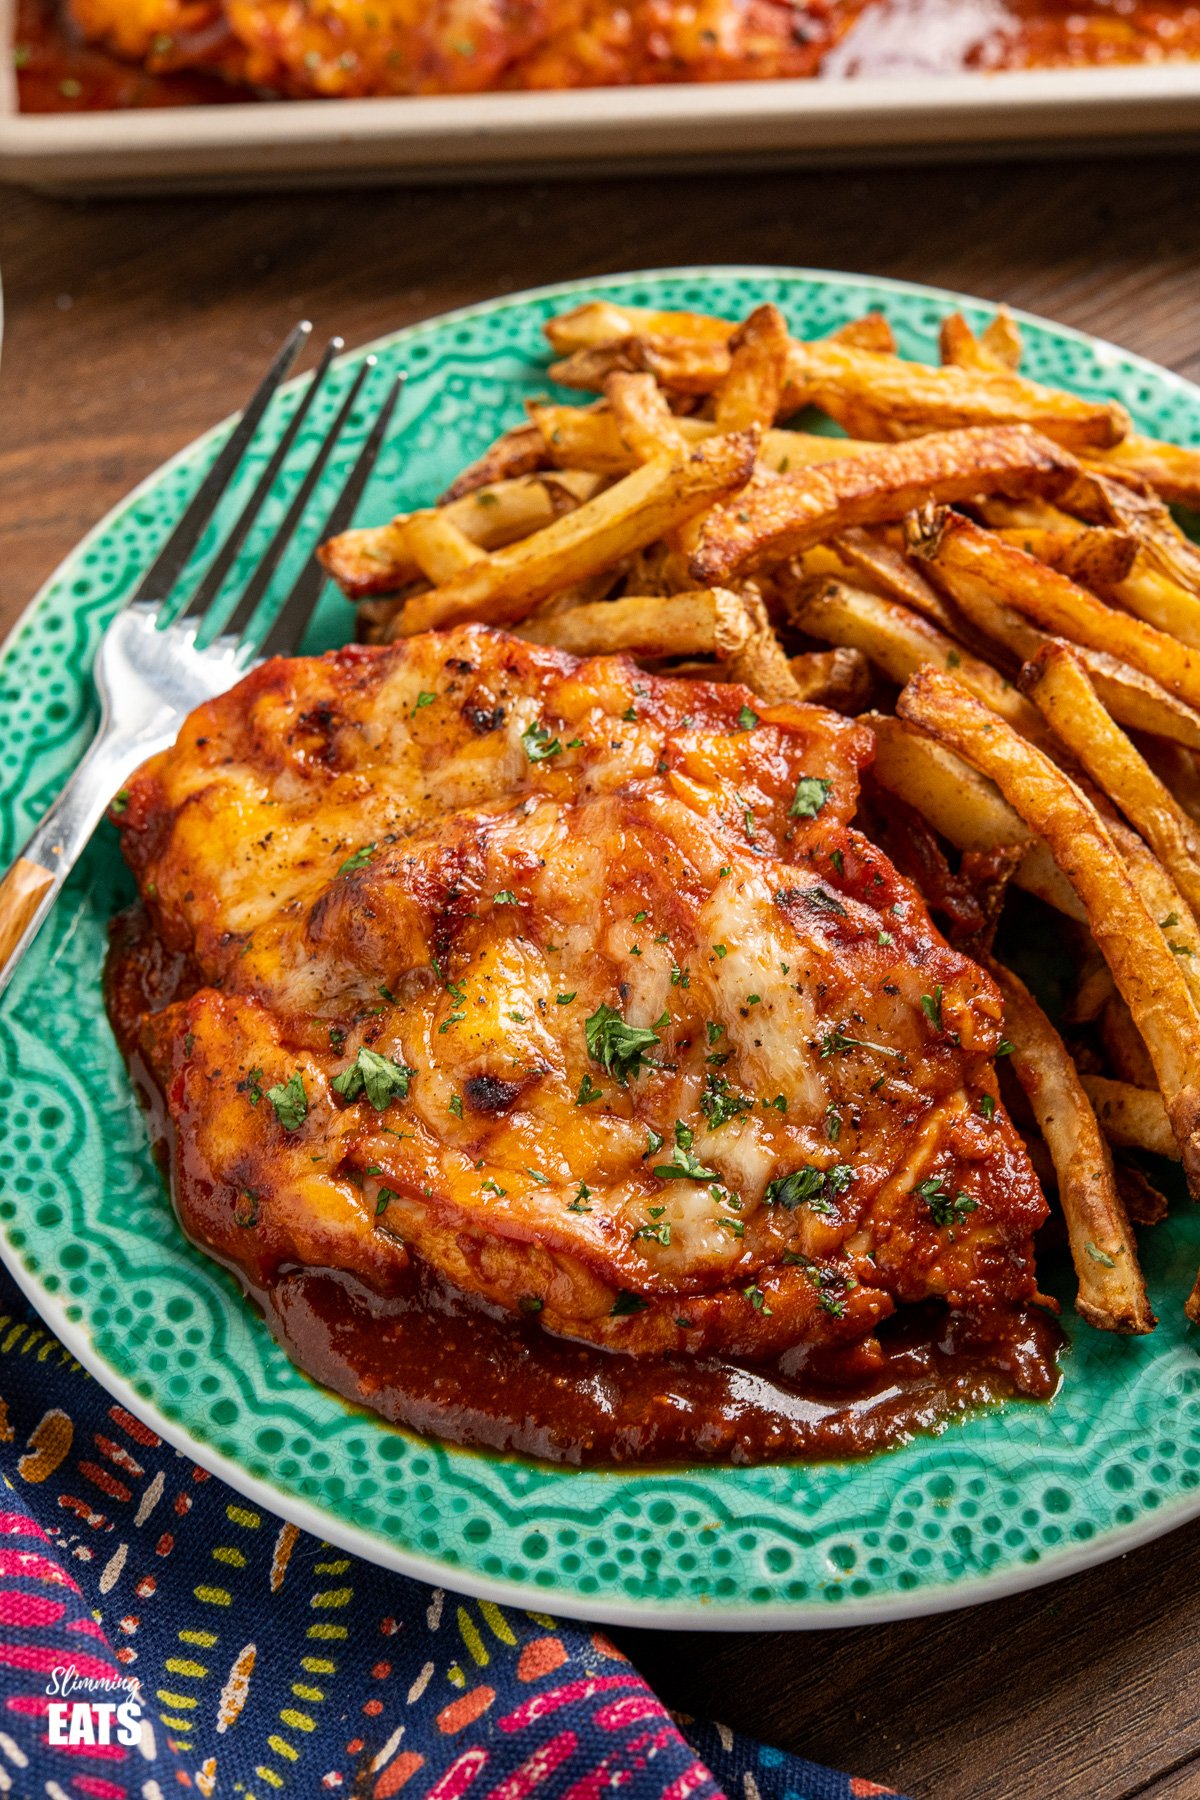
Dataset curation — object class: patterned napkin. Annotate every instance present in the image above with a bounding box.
[0,1265,904,1799]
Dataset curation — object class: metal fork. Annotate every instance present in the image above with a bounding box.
[0,322,404,1004]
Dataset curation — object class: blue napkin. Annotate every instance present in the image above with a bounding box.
[0,1265,905,1798]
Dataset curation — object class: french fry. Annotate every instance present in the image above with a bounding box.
[604,372,688,461]
[726,587,807,702]
[714,304,791,433]
[692,426,1078,582]
[1096,435,1200,510]
[863,712,1084,920]
[895,668,1200,1198]
[828,526,962,633]
[1084,468,1200,594]
[791,578,1051,744]
[1081,1075,1178,1162]
[989,959,1153,1334]
[1021,643,1200,921]
[990,525,1138,589]
[786,338,1129,451]
[390,430,758,637]
[907,505,1200,711]
[1101,993,1159,1090]
[401,513,487,582]
[439,421,549,499]
[829,312,897,354]
[516,587,751,660]
[545,300,733,355]
[321,470,604,600]
[527,402,866,479]
[1114,1161,1171,1227]
[788,647,873,710]
[939,309,1023,375]
[1107,561,1200,652]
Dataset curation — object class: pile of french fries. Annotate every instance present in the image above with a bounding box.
[320,293,1200,1340]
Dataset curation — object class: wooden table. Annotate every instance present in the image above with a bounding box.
[3,150,1200,1800]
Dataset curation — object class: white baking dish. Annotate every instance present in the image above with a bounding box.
[2,0,1199,190]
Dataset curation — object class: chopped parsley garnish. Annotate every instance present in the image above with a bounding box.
[493,890,518,906]
[712,943,728,959]
[789,775,832,820]
[826,1104,842,1142]
[584,1003,662,1084]
[411,690,436,716]
[235,1189,260,1229]
[830,848,845,877]
[520,1294,544,1314]
[1161,912,1181,929]
[245,1066,263,1106]
[611,1291,649,1316]
[653,1119,718,1183]
[916,1176,978,1229]
[526,1167,549,1184]
[480,1177,507,1197]
[634,1220,672,1246]
[920,985,944,1031]
[878,930,894,947]
[706,1021,725,1046]
[267,1070,308,1133]
[576,1073,604,1107]
[375,1186,397,1217]
[622,705,639,722]
[332,1047,414,1109]
[997,1038,1015,1057]
[744,1284,772,1314]
[670,964,690,989]
[764,1163,853,1217]
[736,704,759,731]
[700,1073,753,1129]
[979,1094,996,1122]
[556,992,576,1005]
[716,1218,745,1237]
[642,1126,664,1159]
[568,1181,593,1213]
[806,887,847,917]
[448,1093,463,1118]
[338,842,376,877]
[112,789,130,815]
[522,719,562,762]
[1085,1241,1116,1267]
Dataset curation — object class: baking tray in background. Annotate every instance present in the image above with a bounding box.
[1,3,1199,191]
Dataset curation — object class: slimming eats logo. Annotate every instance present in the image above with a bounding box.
[45,1665,143,1748]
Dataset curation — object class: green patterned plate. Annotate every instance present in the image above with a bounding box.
[4,266,1200,1629]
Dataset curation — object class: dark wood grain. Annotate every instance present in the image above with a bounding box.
[3,147,1200,1800]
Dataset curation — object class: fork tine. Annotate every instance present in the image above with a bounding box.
[131,320,311,608]
[175,335,344,631]
[220,356,377,650]
[257,373,405,663]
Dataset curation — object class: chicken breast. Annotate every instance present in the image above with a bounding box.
[68,0,841,97]
[108,624,1046,1363]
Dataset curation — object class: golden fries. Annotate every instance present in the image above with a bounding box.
[321,286,1200,1337]
[1081,1075,1178,1162]
[692,426,1077,581]
[1021,643,1200,921]
[517,588,750,660]
[897,668,1200,1198]
[908,505,1200,711]
[320,470,603,599]
[989,961,1153,1334]
[791,578,1050,744]
[863,712,1084,920]
[391,431,757,637]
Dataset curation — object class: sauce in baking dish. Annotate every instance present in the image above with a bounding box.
[14,0,1200,112]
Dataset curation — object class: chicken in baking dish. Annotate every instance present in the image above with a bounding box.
[66,0,840,97]
[106,624,1055,1459]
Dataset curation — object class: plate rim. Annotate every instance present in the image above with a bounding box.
[5,262,1200,1630]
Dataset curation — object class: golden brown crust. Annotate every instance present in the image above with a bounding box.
[108,625,1047,1362]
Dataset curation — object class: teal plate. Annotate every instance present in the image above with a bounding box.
[5,266,1200,1629]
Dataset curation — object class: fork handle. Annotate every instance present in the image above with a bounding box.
[0,731,155,1007]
